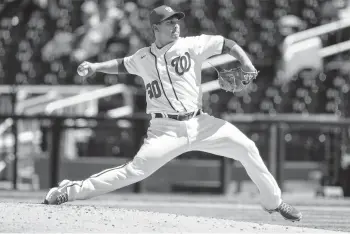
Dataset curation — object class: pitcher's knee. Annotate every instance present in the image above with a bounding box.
[128,156,158,179]
[235,138,259,156]
[246,140,260,155]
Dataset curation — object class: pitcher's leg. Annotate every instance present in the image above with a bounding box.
[44,118,189,204]
[192,114,281,210]
[67,134,187,201]
[67,156,158,200]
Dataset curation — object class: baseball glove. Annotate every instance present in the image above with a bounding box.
[217,67,259,93]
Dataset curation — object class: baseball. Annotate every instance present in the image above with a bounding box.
[77,68,88,76]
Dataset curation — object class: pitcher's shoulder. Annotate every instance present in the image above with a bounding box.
[179,34,214,45]
[179,36,196,42]
[127,46,151,60]
[176,36,198,49]
[138,46,151,53]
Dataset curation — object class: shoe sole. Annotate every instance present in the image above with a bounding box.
[264,208,302,222]
[281,213,302,222]
[284,217,301,222]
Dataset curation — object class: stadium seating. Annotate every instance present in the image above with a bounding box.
[0,0,350,161]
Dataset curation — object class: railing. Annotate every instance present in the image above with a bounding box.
[0,85,103,148]
[223,113,348,183]
[45,83,133,116]
[16,92,61,113]
[283,18,350,51]
[201,18,350,93]
[0,113,348,194]
[203,19,350,93]
[319,40,350,57]
[0,85,103,94]
[0,93,61,152]
[43,84,134,159]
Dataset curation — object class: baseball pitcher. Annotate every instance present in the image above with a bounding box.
[44,5,302,222]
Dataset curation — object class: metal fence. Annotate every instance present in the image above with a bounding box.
[0,113,349,195]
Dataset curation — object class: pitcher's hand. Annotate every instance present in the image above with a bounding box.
[77,61,97,78]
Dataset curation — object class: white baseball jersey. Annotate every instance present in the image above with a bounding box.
[123,34,224,114]
[61,34,283,212]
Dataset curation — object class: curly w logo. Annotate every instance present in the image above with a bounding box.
[165,7,173,12]
[171,52,191,76]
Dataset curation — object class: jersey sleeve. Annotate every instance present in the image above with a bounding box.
[123,49,143,76]
[191,34,224,61]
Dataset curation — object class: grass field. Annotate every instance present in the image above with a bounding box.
[0,190,349,233]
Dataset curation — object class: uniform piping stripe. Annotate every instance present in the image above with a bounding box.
[89,161,131,178]
[62,162,131,190]
[66,181,85,189]
[149,49,178,112]
[221,37,225,54]
[163,52,187,112]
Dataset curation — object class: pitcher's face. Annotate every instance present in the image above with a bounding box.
[154,16,180,42]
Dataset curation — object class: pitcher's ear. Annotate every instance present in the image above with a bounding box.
[153,24,158,31]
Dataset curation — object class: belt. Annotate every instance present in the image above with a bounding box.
[152,109,202,121]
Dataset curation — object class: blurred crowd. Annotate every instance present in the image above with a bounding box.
[0,0,350,160]
[0,0,349,115]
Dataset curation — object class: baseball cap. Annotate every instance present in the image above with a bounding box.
[149,5,185,25]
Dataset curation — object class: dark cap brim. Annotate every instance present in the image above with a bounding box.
[159,12,185,24]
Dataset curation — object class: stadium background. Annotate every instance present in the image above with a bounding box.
[0,0,350,200]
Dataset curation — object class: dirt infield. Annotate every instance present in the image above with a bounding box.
[0,203,344,233]
[0,192,349,233]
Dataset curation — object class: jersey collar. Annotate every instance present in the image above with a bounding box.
[151,39,178,56]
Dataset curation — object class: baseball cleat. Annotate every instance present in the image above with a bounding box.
[43,179,71,205]
[265,201,302,222]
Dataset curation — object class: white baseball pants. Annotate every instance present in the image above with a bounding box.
[65,112,282,210]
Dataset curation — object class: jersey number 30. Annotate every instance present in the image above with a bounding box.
[146,80,161,99]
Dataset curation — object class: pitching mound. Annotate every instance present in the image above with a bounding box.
[0,202,345,233]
